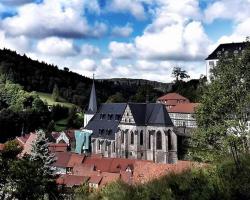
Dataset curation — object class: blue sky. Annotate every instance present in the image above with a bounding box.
[0,0,249,82]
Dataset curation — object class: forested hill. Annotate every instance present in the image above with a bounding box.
[0,49,166,108]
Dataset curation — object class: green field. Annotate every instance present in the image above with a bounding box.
[36,92,76,108]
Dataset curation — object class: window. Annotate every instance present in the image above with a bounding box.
[121,132,124,143]
[156,131,162,150]
[209,61,214,66]
[112,142,115,152]
[108,114,113,120]
[130,131,134,145]
[98,140,101,150]
[100,114,105,120]
[148,133,151,149]
[168,130,172,150]
[105,141,108,151]
[115,114,121,121]
[106,129,112,135]
[99,129,104,135]
[140,130,143,145]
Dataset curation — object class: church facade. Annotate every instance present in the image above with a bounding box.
[77,80,178,164]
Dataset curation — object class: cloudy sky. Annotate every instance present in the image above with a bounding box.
[0,0,249,82]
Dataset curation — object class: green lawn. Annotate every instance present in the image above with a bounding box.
[36,92,76,108]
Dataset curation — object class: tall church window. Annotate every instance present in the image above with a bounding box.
[121,132,124,143]
[130,131,134,145]
[105,141,108,151]
[148,133,151,149]
[168,130,172,150]
[112,142,115,152]
[156,131,162,150]
[98,140,101,150]
[140,130,143,145]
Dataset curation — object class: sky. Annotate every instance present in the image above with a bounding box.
[0,0,249,82]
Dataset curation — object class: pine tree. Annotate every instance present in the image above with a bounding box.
[52,84,59,102]
[30,129,56,176]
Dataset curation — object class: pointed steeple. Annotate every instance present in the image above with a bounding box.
[87,74,97,114]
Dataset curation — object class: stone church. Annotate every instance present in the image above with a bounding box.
[75,80,178,164]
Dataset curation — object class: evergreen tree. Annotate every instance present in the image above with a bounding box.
[30,130,56,175]
[52,84,60,102]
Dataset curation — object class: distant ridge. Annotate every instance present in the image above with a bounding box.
[98,78,173,92]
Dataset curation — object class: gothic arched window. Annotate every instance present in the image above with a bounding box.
[121,132,124,143]
[148,132,151,149]
[156,131,162,150]
[140,130,143,145]
[130,131,134,145]
[168,130,172,150]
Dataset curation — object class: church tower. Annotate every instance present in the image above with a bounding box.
[84,77,97,127]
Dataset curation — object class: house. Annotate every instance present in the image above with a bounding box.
[0,143,4,151]
[51,130,76,150]
[168,103,199,128]
[205,42,247,82]
[156,93,190,110]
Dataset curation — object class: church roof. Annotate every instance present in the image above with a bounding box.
[129,103,173,126]
[85,103,127,140]
[86,81,97,114]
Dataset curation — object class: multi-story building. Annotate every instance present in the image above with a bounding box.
[156,93,190,111]
[205,42,247,82]
[168,103,199,128]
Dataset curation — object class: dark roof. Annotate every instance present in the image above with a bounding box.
[86,81,97,114]
[206,42,247,60]
[129,103,173,126]
[85,103,127,140]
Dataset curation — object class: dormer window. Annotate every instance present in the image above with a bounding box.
[100,114,106,120]
[115,114,121,121]
[108,114,113,120]
[99,129,104,135]
[106,129,112,135]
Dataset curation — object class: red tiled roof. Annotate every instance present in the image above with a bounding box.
[20,133,37,156]
[53,152,72,168]
[99,172,120,187]
[53,152,85,168]
[67,154,85,168]
[49,143,68,153]
[89,175,103,184]
[158,93,189,101]
[0,143,5,151]
[56,174,89,187]
[84,157,113,172]
[168,103,200,113]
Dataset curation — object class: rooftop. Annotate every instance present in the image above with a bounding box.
[206,42,247,60]
[157,93,189,101]
[168,103,200,113]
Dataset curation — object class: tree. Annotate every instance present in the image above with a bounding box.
[30,130,56,175]
[52,84,60,102]
[106,92,126,103]
[172,67,190,82]
[190,41,250,163]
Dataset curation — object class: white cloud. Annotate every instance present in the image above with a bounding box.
[2,0,106,38]
[0,30,30,53]
[112,24,133,37]
[80,44,100,57]
[79,59,97,71]
[108,0,146,20]
[109,41,136,59]
[36,37,78,56]
[204,0,250,23]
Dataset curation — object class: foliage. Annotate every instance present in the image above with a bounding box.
[0,139,58,200]
[190,40,250,162]
[74,156,250,200]
[106,92,126,103]
[52,84,60,102]
[67,106,84,129]
[172,67,190,82]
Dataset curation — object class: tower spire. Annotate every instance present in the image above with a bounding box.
[87,74,97,113]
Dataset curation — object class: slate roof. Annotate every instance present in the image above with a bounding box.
[129,103,173,126]
[86,81,97,114]
[206,42,247,60]
[85,103,127,140]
